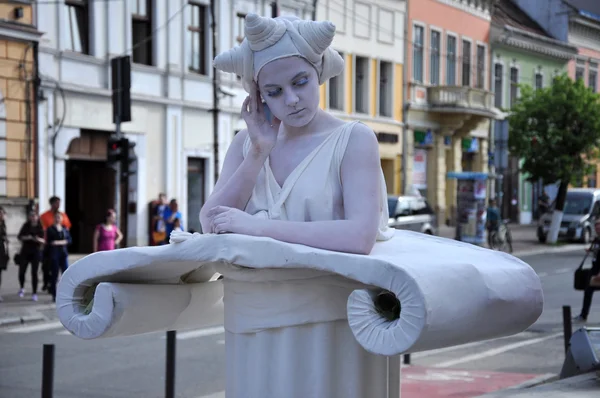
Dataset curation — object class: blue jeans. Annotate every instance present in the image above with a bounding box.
[49,253,68,300]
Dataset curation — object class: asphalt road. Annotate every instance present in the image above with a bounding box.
[0,248,598,398]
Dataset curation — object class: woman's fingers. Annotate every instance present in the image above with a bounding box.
[241,96,250,116]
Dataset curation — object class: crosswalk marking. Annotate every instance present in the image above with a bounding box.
[168,326,225,340]
[5,321,64,334]
[433,332,562,368]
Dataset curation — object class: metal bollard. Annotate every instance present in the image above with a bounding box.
[165,330,177,398]
[41,344,55,398]
[562,305,572,355]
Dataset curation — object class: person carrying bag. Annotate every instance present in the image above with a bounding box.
[573,219,600,322]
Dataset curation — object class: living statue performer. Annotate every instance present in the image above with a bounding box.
[56,14,544,398]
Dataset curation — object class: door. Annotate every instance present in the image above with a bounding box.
[65,160,116,254]
[187,158,206,233]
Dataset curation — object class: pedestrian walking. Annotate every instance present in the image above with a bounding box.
[486,199,501,248]
[40,196,71,292]
[92,209,123,252]
[16,211,45,301]
[573,219,600,322]
[0,207,8,302]
[46,212,71,302]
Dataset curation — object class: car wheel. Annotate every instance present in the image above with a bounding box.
[424,230,433,235]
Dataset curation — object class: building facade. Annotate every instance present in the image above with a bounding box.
[490,0,577,224]
[513,0,600,203]
[316,0,406,195]
[0,1,42,249]
[34,0,247,252]
[405,0,499,225]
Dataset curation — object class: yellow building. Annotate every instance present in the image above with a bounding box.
[0,2,41,220]
[316,0,407,195]
[319,55,404,195]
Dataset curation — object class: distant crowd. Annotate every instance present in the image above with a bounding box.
[0,196,123,303]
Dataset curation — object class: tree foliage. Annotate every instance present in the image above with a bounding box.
[508,74,600,187]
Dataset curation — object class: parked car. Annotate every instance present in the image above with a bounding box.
[537,188,600,244]
[388,195,437,235]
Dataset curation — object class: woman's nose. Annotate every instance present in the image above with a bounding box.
[284,90,299,107]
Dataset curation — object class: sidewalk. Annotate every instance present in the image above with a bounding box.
[0,254,86,327]
[437,223,586,257]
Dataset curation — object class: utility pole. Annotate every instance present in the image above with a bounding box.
[210,0,220,183]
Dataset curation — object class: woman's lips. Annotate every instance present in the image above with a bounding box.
[289,108,305,116]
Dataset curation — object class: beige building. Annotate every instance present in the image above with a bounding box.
[0,1,42,241]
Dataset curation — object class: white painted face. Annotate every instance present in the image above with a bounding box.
[257,56,320,128]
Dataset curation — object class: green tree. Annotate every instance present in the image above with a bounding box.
[508,74,600,243]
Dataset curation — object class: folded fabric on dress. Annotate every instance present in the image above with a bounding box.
[56,230,543,355]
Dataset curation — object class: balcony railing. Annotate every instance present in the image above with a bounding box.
[427,86,495,112]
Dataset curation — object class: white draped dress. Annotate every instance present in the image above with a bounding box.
[215,121,395,398]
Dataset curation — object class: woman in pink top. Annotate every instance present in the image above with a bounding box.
[93,209,123,252]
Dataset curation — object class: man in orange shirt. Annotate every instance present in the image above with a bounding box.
[40,196,71,291]
[40,196,71,230]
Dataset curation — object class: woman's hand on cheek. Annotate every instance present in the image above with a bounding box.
[207,206,262,236]
[242,82,281,157]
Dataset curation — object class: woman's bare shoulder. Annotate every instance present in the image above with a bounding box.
[347,122,379,155]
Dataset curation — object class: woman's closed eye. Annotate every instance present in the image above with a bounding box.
[266,78,309,97]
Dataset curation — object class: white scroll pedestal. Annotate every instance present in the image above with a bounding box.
[56,231,544,398]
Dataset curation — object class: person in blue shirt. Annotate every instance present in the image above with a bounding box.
[163,199,183,239]
[486,199,501,248]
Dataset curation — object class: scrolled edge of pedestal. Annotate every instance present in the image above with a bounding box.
[346,279,428,357]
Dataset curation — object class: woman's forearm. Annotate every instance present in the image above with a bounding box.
[254,219,377,255]
[200,151,267,232]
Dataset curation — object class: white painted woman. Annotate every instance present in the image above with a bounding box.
[203,13,394,397]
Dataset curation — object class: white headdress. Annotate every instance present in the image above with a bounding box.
[213,13,345,92]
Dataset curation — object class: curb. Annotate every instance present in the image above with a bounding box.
[476,373,558,397]
[513,244,585,258]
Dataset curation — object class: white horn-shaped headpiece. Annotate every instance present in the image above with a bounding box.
[244,13,287,51]
[213,13,344,93]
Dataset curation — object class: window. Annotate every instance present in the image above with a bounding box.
[446,35,456,85]
[189,2,209,74]
[510,66,519,107]
[379,61,393,117]
[412,25,424,82]
[589,63,597,93]
[576,60,585,81]
[355,56,369,113]
[430,30,440,85]
[494,63,503,108]
[131,0,153,65]
[535,72,543,90]
[328,51,344,110]
[476,44,485,89]
[235,13,246,44]
[462,39,471,86]
[65,0,89,54]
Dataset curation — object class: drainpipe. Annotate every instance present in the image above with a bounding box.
[401,2,409,195]
[33,41,40,200]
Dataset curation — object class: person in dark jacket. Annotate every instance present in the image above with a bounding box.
[46,212,71,302]
[17,211,45,301]
[573,219,600,322]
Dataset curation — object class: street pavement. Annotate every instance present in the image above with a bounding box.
[1,239,597,397]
